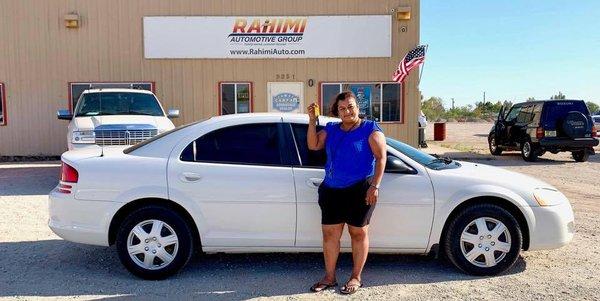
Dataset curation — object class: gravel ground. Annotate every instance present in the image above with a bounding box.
[1,123,599,300]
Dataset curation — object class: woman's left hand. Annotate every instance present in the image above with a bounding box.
[366,186,378,205]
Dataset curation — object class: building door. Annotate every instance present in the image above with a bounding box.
[267,82,304,114]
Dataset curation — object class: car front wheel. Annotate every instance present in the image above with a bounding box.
[116,205,194,280]
[443,203,522,276]
[488,135,503,155]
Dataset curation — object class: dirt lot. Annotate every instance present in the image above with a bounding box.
[1,123,599,300]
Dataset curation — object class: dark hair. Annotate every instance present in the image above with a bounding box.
[329,91,357,117]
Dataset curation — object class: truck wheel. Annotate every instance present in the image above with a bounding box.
[488,135,503,155]
[521,141,538,162]
[572,150,589,162]
[116,205,194,280]
[443,203,522,276]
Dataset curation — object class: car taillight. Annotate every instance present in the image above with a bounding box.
[59,162,78,193]
[593,126,597,138]
[61,162,78,183]
[536,127,544,139]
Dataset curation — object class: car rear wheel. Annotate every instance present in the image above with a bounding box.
[443,203,522,276]
[521,141,538,162]
[488,135,503,155]
[572,150,589,162]
[116,205,194,280]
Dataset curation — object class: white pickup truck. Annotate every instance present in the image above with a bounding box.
[57,88,179,150]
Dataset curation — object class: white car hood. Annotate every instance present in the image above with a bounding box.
[441,161,554,190]
[73,115,174,130]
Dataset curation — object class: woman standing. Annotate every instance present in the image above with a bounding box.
[307,91,387,294]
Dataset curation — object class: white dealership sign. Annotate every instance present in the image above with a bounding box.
[144,16,391,59]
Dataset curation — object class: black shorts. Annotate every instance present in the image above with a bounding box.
[317,178,376,227]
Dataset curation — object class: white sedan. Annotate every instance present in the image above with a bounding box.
[48,113,575,279]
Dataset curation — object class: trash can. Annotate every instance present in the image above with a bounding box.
[434,122,446,141]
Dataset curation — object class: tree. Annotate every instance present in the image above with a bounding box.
[421,96,445,121]
[550,92,566,100]
[526,97,536,102]
[586,101,599,115]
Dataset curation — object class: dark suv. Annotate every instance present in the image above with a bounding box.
[489,100,598,162]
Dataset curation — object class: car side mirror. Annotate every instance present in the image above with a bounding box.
[57,109,73,120]
[385,155,416,174]
[167,109,180,118]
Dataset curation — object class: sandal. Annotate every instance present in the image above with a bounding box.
[310,280,338,292]
[340,279,363,295]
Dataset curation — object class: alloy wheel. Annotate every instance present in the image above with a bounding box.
[127,219,179,270]
[490,137,497,152]
[523,142,531,158]
[459,217,512,268]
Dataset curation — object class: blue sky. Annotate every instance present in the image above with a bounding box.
[420,1,600,108]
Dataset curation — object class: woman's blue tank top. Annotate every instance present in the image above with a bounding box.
[322,119,383,188]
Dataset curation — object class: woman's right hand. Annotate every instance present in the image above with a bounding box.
[307,102,319,121]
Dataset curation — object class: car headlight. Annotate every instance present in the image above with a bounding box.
[533,188,567,206]
[72,130,95,144]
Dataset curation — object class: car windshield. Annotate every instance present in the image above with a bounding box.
[386,138,460,170]
[75,92,164,117]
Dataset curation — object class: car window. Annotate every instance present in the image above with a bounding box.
[75,92,164,117]
[181,123,288,166]
[594,116,600,123]
[505,105,521,122]
[291,123,327,168]
[531,104,543,124]
[516,105,534,123]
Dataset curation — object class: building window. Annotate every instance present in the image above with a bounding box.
[220,82,252,115]
[320,82,403,122]
[69,82,154,112]
[0,82,5,126]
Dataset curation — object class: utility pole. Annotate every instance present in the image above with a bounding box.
[483,91,486,103]
[451,98,455,110]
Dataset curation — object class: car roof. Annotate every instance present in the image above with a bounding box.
[124,113,341,156]
[81,88,155,94]
[205,112,340,125]
[513,99,585,106]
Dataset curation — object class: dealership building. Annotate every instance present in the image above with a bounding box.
[0,0,421,156]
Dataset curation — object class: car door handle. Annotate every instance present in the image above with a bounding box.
[306,178,323,188]
[180,172,202,182]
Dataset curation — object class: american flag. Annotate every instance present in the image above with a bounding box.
[393,45,427,83]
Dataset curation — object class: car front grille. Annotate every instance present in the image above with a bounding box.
[94,125,158,146]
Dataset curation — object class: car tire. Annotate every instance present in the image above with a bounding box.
[443,203,522,276]
[562,111,589,138]
[572,150,589,162]
[521,141,538,162]
[116,205,194,280]
[488,135,503,155]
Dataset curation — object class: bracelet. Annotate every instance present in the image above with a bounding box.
[370,184,379,189]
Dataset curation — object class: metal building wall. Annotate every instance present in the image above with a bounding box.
[0,0,420,156]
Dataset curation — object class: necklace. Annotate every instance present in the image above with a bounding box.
[327,119,361,179]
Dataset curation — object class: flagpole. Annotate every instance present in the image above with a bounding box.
[418,44,428,86]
